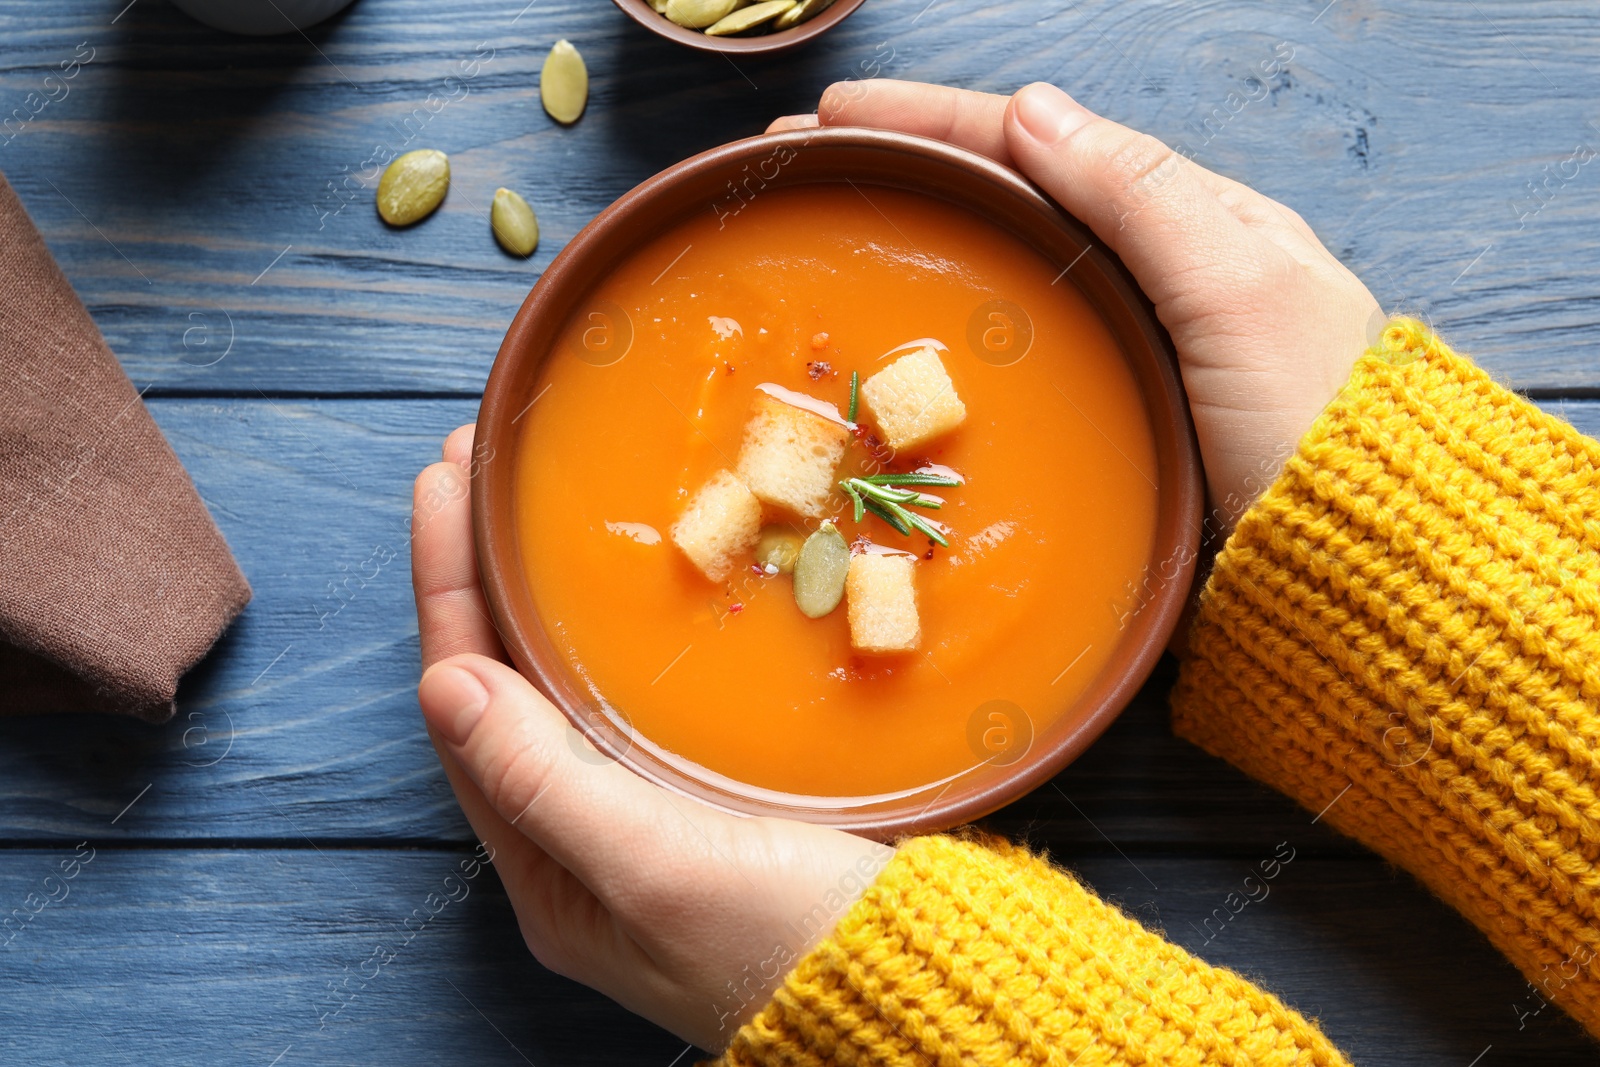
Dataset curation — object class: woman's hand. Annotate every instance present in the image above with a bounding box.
[411,425,891,1053]
[771,81,1383,526]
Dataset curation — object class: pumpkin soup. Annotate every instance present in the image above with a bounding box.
[513,182,1159,800]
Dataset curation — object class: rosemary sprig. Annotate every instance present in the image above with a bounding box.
[847,370,860,423]
[839,472,961,547]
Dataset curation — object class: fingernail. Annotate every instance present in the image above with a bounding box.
[1014,83,1091,146]
[419,664,489,746]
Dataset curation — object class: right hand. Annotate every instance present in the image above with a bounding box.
[770,81,1383,528]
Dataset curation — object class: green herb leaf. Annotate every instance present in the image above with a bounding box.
[847,370,860,423]
[903,511,949,546]
[861,496,912,536]
[859,472,961,487]
[842,480,866,522]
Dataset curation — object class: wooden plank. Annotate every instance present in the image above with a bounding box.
[0,847,1592,1064]
[2,1,1597,393]
[0,397,1595,846]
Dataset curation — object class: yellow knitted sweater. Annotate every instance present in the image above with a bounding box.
[716,321,1600,1065]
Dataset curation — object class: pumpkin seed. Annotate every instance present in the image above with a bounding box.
[665,0,745,28]
[755,526,805,575]
[490,188,539,257]
[706,0,795,35]
[773,0,835,29]
[376,149,450,227]
[792,521,850,618]
[540,40,588,125]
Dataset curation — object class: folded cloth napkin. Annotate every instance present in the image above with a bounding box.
[0,172,250,723]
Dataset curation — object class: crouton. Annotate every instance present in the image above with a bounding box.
[860,346,966,452]
[845,553,920,653]
[670,469,762,582]
[734,389,850,519]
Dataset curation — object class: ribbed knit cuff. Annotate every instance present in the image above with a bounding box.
[1173,318,1600,1038]
[716,834,1349,1067]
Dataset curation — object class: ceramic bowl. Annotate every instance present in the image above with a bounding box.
[610,0,868,55]
[168,0,359,34]
[475,128,1203,838]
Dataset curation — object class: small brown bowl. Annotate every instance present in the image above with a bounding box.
[610,0,868,55]
[475,128,1203,840]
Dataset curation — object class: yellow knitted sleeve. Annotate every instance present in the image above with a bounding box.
[717,834,1350,1066]
[1172,319,1600,1038]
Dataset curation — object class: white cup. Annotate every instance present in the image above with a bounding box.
[167,0,361,34]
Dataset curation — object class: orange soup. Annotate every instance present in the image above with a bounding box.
[514,183,1158,801]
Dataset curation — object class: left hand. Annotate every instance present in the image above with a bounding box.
[411,424,893,1052]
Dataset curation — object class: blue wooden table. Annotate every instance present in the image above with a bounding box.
[4,1,1599,1063]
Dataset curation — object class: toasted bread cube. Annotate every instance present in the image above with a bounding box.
[846,553,920,654]
[735,391,850,519]
[860,347,967,452]
[670,469,762,582]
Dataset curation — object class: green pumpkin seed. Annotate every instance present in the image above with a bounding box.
[541,40,588,125]
[665,0,744,28]
[491,188,539,257]
[376,149,449,227]
[755,526,805,575]
[773,0,835,29]
[706,0,795,35]
[792,521,850,618]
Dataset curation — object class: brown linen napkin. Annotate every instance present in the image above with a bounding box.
[0,172,250,723]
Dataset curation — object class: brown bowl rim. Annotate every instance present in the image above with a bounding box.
[474,127,1203,840]
[610,0,868,54]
